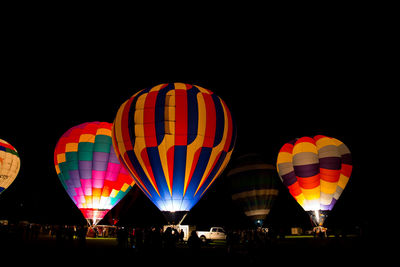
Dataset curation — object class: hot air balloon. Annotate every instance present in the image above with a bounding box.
[0,139,20,194]
[276,135,352,226]
[54,122,135,226]
[112,83,236,224]
[227,154,279,227]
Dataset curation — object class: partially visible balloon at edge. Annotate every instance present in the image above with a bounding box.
[0,139,20,194]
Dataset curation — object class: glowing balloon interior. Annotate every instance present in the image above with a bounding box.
[112,83,236,224]
[54,122,135,226]
[276,135,352,226]
[0,139,20,194]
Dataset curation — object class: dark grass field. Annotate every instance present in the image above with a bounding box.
[0,233,391,266]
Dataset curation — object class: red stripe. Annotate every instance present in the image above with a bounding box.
[98,122,112,130]
[288,182,302,197]
[184,148,202,195]
[280,143,294,154]
[313,135,327,142]
[296,136,316,146]
[121,97,135,151]
[0,142,15,151]
[320,168,340,182]
[202,93,216,148]
[167,146,174,189]
[297,174,320,189]
[175,89,188,146]
[341,164,352,177]
[82,122,98,135]
[143,91,158,147]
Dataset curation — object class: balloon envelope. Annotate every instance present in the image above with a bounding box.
[0,139,20,194]
[276,135,352,226]
[227,154,279,226]
[54,122,135,226]
[112,83,236,224]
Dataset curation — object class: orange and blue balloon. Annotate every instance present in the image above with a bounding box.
[112,83,236,223]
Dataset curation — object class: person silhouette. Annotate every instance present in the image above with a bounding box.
[187,230,201,255]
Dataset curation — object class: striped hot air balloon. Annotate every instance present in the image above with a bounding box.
[112,83,236,224]
[227,154,279,227]
[276,135,352,226]
[0,139,20,194]
[54,122,135,226]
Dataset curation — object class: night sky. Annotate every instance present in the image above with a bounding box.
[0,20,384,232]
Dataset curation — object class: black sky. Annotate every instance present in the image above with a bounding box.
[0,16,387,230]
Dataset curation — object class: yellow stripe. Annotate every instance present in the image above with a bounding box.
[315,136,335,149]
[121,183,130,192]
[293,142,317,155]
[133,93,161,197]
[295,194,305,208]
[79,134,96,143]
[174,82,188,89]
[150,83,166,92]
[110,189,119,198]
[55,165,60,174]
[97,128,112,137]
[65,143,78,152]
[277,152,292,164]
[337,174,350,189]
[158,131,174,196]
[330,138,344,147]
[57,153,66,164]
[195,85,212,94]
[320,180,337,195]
[112,99,129,160]
[302,186,320,201]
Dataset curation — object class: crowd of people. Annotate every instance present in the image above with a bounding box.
[115,226,201,253]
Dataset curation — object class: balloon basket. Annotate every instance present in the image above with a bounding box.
[162,211,188,225]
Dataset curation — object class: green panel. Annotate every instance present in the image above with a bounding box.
[94,135,111,153]
[78,142,94,161]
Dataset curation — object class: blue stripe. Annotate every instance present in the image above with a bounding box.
[187,86,200,145]
[229,111,237,152]
[196,151,227,197]
[155,84,175,145]
[172,146,186,201]
[126,150,163,208]
[146,146,171,200]
[183,147,212,203]
[212,94,224,147]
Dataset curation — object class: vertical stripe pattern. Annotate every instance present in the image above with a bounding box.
[112,83,236,212]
